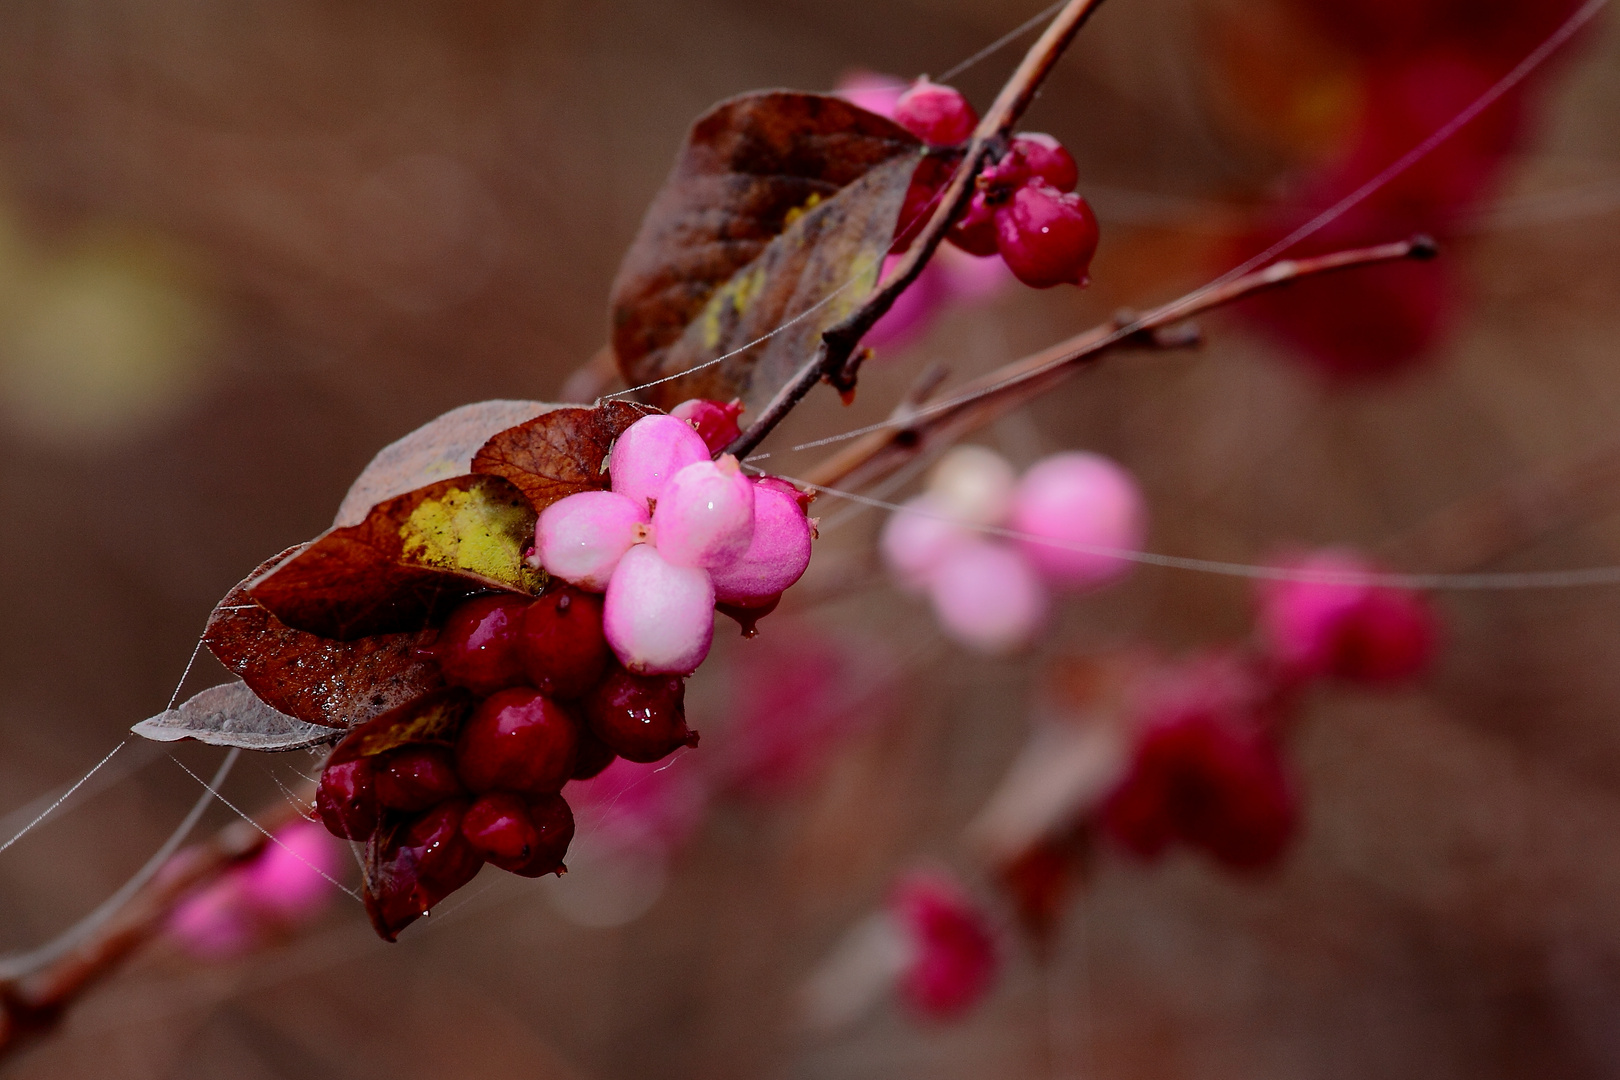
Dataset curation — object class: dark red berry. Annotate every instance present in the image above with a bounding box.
[670,398,744,455]
[518,586,610,699]
[1008,133,1078,193]
[893,79,978,146]
[994,181,1099,289]
[456,688,580,795]
[461,791,540,867]
[436,595,530,695]
[366,799,484,940]
[373,745,463,812]
[315,758,378,840]
[947,192,1000,256]
[505,793,575,878]
[584,668,698,764]
[571,727,617,781]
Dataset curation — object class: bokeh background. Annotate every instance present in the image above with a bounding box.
[1,0,1618,1076]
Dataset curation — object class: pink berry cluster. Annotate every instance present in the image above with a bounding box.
[1099,551,1439,870]
[312,404,814,933]
[840,74,1100,290]
[881,446,1146,653]
[887,871,1000,1022]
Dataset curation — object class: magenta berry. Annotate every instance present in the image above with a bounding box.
[994,181,1099,288]
[315,758,378,840]
[927,539,1048,654]
[650,455,756,569]
[435,595,530,694]
[460,791,540,867]
[518,585,610,698]
[880,494,970,592]
[603,543,715,675]
[535,490,650,592]
[368,799,484,938]
[670,398,744,454]
[947,192,1000,257]
[456,688,581,796]
[373,745,464,812]
[570,727,617,780]
[709,476,815,606]
[893,78,978,146]
[890,872,1000,1021]
[1008,133,1078,192]
[608,413,710,512]
[505,793,575,877]
[584,668,697,764]
[1010,452,1145,589]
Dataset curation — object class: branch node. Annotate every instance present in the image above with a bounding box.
[1408,233,1440,260]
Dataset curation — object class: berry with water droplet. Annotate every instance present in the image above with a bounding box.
[518,585,610,698]
[366,799,483,939]
[894,78,978,146]
[584,667,697,763]
[460,791,539,868]
[373,745,464,812]
[315,757,378,840]
[505,793,576,877]
[603,543,715,675]
[651,455,756,569]
[456,688,581,795]
[709,477,814,607]
[434,595,530,695]
[994,181,1099,288]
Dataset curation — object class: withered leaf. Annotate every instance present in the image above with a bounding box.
[247,474,545,641]
[611,92,923,413]
[204,546,445,729]
[335,399,557,528]
[131,680,340,752]
[327,687,476,765]
[471,400,649,511]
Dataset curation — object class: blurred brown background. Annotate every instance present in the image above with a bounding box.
[0,0,1618,1076]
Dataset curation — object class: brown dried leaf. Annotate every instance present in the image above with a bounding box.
[328,687,476,764]
[131,680,341,752]
[610,91,923,412]
[335,400,557,528]
[204,546,445,728]
[470,400,649,510]
[247,474,544,640]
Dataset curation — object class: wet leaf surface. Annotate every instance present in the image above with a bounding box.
[246,475,545,640]
[610,92,922,413]
[327,687,476,764]
[204,546,446,729]
[131,680,340,751]
[470,400,649,510]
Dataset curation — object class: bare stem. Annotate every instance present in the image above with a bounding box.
[725,0,1109,460]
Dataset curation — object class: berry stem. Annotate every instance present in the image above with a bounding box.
[724,0,1111,460]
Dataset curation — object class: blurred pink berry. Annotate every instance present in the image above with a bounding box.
[604,543,715,675]
[168,877,256,960]
[567,755,707,858]
[927,539,1048,654]
[609,413,710,512]
[893,78,978,146]
[651,456,756,569]
[239,820,344,921]
[994,181,1099,288]
[536,490,651,591]
[889,871,999,1021]
[1257,550,1438,685]
[865,254,950,353]
[1011,452,1146,589]
[670,398,744,454]
[835,70,906,120]
[880,494,971,592]
[709,476,814,606]
[926,445,1015,527]
[935,242,1013,302]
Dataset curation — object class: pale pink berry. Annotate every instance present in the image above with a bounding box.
[1011,452,1145,589]
[168,877,255,959]
[893,78,978,146]
[926,445,1015,527]
[880,494,972,592]
[835,70,906,120]
[536,490,651,591]
[238,820,344,921]
[889,871,999,1021]
[994,181,1099,288]
[608,413,710,512]
[651,455,756,569]
[710,477,814,606]
[604,543,715,674]
[927,539,1047,654]
[670,398,744,454]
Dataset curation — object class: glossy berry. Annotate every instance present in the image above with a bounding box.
[367,799,484,939]
[709,477,814,607]
[505,793,576,877]
[670,398,744,454]
[535,490,650,592]
[608,413,710,512]
[373,745,463,812]
[994,181,1099,288]
[1007,133,1078,192]
[460,791,540,867]
[927,539,1048,655]
[584,668,697,764]
[571,727,618,780]
[435,595,530,695]
[315,758,378,840]
[946,191,1000,257]
[518,585,610,698]
[456,688,581,796]
[603,543,715,675]
[893,78,978,146]
[651,456,756,569]
[1010,452,1146,589]
[890,872,1000,1021]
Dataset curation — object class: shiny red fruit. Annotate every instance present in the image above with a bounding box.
[315,757,378,840]
[456,688,580,795]
[994,181,1099,289]
[503,794,576,878]
[373,745,463,812]
[893,79,978,146]
[365,799,484,940]
[436,595,530,695]
[571,727,617,780]
[518,587,610,699]
[1008,133,1078,193]
[584,669,698,764]
[461,791,540,866]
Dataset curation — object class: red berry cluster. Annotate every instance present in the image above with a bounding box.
[315,585,697,933]
[888,80,1098,289]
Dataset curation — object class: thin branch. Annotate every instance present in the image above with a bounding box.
[725,0,1110,459]
[801,235,1437,491]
